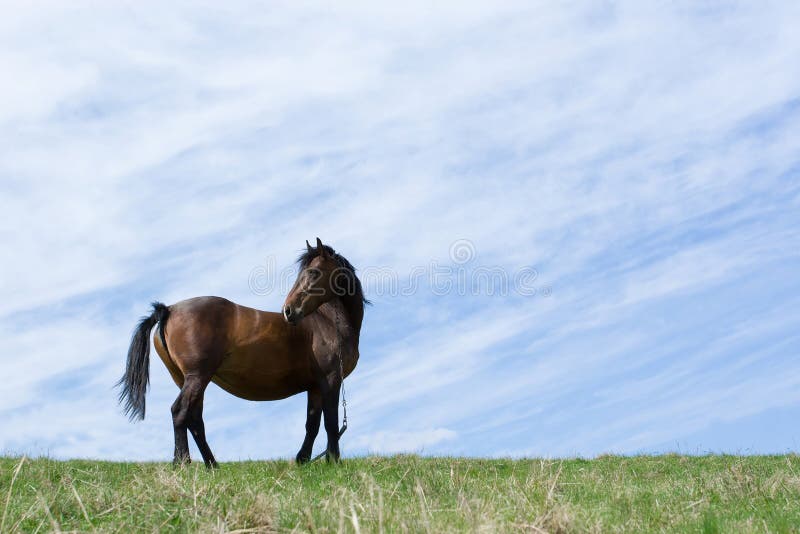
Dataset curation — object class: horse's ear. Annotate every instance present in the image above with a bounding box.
[306,240,314,255]
[316,237,328,257]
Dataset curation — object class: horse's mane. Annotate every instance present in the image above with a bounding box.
[297,245,370,305]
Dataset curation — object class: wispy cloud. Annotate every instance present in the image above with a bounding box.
[1,1,799,460]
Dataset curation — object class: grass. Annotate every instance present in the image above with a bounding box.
[1,455,799,532]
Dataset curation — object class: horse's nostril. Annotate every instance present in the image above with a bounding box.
[284,306,292,318]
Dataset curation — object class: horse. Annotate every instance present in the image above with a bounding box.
[117,238,367,466]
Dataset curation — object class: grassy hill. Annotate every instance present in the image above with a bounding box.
[1,455,798,532]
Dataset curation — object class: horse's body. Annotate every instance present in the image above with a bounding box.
[118,239,366,466]
[154,296,360,400]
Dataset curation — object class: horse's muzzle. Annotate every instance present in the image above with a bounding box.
[284,305,302,325]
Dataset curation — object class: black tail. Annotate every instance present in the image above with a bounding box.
[117,302,170,421]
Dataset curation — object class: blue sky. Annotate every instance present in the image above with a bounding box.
[1,1,799,461]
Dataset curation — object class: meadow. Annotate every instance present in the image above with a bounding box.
[1,454,798,533]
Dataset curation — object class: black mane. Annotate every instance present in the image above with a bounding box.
[297,245,370,305]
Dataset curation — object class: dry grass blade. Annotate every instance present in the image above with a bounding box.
[1,455,26,533]
[547,461,563,502]
[9,501,38,534]
[70,482,93,527]
[414,480,432,534]
[36,492,61,533]
[378,486,384,534]
[349,503,361,534]
[388,467,412,500]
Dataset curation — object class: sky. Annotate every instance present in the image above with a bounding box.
[1,1,799,461]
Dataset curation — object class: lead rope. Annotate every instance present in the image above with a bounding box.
[338,346,348,437]
[310,316,348,462]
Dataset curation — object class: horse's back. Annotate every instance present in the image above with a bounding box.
[168,296,237,346]
[170,295,236,320]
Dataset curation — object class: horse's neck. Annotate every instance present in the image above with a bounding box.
[319,296,362,348]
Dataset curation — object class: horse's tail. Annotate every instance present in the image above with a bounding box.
[117,302,170,421]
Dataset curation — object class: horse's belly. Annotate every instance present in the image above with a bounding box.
[211,351,309,401]
[211,372,305,401]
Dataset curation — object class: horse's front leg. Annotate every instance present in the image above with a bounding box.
[321,385,341,462]
[296,389,322,464]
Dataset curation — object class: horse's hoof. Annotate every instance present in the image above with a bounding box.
[172,458,191,468]
[296,453,311,465]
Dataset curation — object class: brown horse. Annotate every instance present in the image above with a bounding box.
[117,238,367,466]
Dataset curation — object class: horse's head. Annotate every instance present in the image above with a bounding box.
[283,238,342,325]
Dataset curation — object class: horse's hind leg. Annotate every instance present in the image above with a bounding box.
[188,394,217,468]
[296,389,322,464]
[171,390,191,465]
[171,375,217,468]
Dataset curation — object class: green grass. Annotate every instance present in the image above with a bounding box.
[1,455,799,532]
